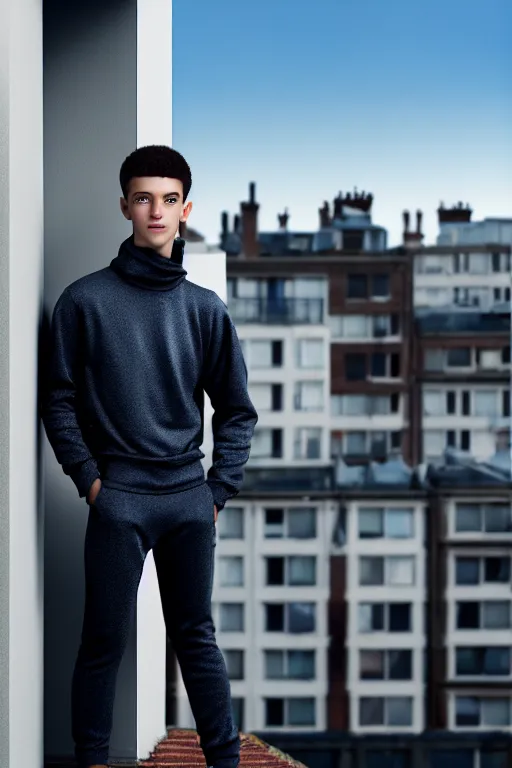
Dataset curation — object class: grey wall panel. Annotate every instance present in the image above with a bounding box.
[43,0,139,760]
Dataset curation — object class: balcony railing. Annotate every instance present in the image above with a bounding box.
[228,297,324,324]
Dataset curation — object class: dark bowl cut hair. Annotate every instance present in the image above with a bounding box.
[120,145,192,202]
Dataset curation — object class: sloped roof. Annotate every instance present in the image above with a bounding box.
[138,728,308,767]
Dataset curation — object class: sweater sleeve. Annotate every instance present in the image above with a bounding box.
[40,289,101,498]
[201,295,258,511]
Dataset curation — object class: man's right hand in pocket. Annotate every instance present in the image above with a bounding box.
[87,477,102,505]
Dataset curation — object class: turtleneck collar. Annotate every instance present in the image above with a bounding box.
[109,234,188,291]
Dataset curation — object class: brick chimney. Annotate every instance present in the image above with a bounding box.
[402,209,424,250]
[278,208,289,230]
[240,182,259,259]
[438,201,472,223]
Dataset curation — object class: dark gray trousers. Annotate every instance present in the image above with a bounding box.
[72,480,239,768]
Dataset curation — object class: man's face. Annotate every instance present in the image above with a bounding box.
[120,176,193,259]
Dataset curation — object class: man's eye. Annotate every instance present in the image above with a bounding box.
[167,197,177,203]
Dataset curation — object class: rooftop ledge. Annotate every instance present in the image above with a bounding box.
[110,728,307,768]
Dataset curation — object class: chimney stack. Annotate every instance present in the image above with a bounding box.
[402,208,424,250]
[438,201,472,224]
[278,208,289,230]
[240,181,260,259]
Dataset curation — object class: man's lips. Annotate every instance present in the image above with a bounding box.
[148,225,166,229]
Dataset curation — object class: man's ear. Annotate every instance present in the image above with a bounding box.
[180,200,193,223]
[120,197,131,220]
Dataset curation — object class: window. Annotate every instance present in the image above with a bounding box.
[455,556,510,585]
[345,353,366,380]
[358,603,412,633]
[218,556,244,587]
[249,382,283,412]
[474,390,499,417]
[231,698,244,730]
[360,649,412,680]
[219,603,245,632]
[250,428,283,458]
[423,390,445,416]
[358,507,414,539]
[265,697,316,726]
[217,507,244,539]
[265,556,316,586]
[296,339,324,368]
[264,650,316,680]
[264,508,316,539]
[456,601,511,630]
[456,696,511,728]
[294,427,322,459]
[359,696,412,727]
[347,274,368,299]
[223,649,244,680]
[455,647,510,677]
[265,602,316,633]
[370,352,400,378]
[250,339,283,368]
[455,502,512,533]
[372,274,390,298]
[359,556,415,586]
[447,348,472,367]
[332,393,400,416]
[294,381,324,411]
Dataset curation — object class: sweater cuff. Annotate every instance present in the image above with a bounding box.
[65,458,101,499]
[206,480,234,512]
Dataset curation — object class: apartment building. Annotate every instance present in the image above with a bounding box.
[171,187,511,767]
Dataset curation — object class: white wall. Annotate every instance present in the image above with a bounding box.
[0,2,45,768]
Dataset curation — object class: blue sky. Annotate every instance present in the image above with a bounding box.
[173,0,512,248]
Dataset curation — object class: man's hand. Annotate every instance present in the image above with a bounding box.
[87,477,102,505]
[214,504,218,523]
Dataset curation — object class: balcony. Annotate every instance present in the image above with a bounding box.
[228,297,324,324]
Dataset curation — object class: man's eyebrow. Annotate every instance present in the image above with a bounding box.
[132,190,182,198]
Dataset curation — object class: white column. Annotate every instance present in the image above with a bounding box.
[0,2,45,768]
[135,0,174,757]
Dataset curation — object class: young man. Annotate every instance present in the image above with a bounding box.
[41,145,258,768]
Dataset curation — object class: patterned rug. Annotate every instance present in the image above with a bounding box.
[136,728,307,767]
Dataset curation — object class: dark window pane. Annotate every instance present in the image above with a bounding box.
[388,650,412,680]
[272,429,283,458]
[456,647,479,675]
[372,603,385,630]
[390,314,400,335]
[389,603,411,632]
[456,602,480,629]
[231,698,244,730]
[447,347,471,366]
[390,353,400,377]
[455,697,479,726]
[266,603,284,631]
[346,353,366,380]
[266,508,284,525]
[460,430,471,451]
[266,557,284,585]
[272,383,283,411]
[485,503,511,533]
[360,697,384,725]
[484,647,510,675]
[265,698,284,726]
[371,353,386,377]
[288,602,316,633]
[446,391,456,414]
[272,340,283,366]
[456,557,479,584]
[347,274,368,299]
[372,274,389,297]
[485,557,510,582]
[447,430,456,447]
[462,391,470,415]
[360,650,384,679]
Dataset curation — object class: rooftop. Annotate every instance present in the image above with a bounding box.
[137,729,308,767]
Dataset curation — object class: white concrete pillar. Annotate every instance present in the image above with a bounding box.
[0,2,45,768]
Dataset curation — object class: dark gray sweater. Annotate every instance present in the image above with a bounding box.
[41,234,258,511]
